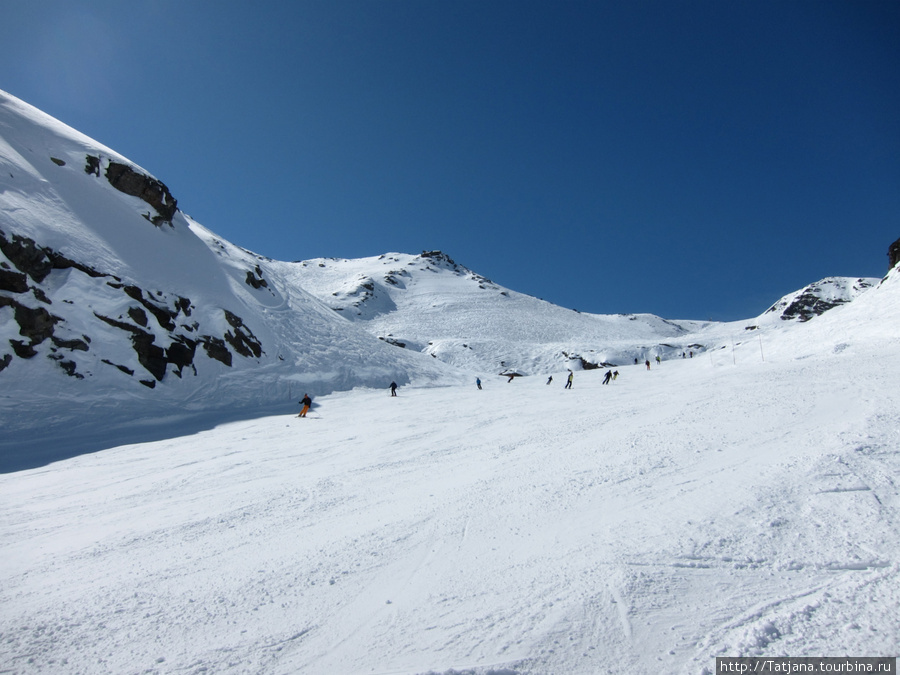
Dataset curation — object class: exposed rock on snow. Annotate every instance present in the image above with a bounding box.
[889,236,900,271]
[761,276,877,323]
[86,154,178,225]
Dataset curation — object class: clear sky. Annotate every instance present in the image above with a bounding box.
[2,1,898,320]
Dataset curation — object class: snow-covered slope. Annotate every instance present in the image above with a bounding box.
[0,86,891,471]
[285,251,711,373]
[753,276,878,325]
[0,90,455,453]
[1,261,897,674]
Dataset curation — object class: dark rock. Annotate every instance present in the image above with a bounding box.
[889,237,900,271]
[175,296,192,316]
[50,336,89,351]
[201,336,232,366]
[102,359,134,376]
[123,285,177,330]
[0,353,12,373]
[0,268,28,293]
[245,266,268,289]
[31,287,52,304]
[10,340,37,358]
[166,336,197,376]
[94,312,167,381]
[223,310,263,358]
[49,354,83,378]
[0,230,107,282]
[84,155,101,176]
[0,232,53,282]
[128,306,149,327]
[130,330,168,381]
[50,157,66,167]
[103,160,178,225]
[12,303,60,345]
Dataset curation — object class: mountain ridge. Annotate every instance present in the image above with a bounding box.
[0,88,889,461]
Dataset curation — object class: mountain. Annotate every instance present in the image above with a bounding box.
[0,90,457,448]
[754,276,878,324]
[0,87,888,464]
[1,261,898,674]
[2,90,900,674]
[280,250,712,374]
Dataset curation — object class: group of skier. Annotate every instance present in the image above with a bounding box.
[298,354,676,417]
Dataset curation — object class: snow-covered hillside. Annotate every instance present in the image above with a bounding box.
[284,251,712,374]
[1,265,898,674]
[1,86,899,675]
[0,87,889,470]
[0,89,457,458]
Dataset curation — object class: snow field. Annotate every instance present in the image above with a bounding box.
[2,333,898,675]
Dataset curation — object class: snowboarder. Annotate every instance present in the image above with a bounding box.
[298,394,312,418]
[603,370,613,385]
[390,381,398,396]
[546,375,553,385]
[565,370,573,389]
[476,377,482,390]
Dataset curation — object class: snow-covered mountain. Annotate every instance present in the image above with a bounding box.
[0,87,888,461]
[282,250,712,374]
[1,262,898,674]
[755,276,878,325]
[2,90,900,674]
[0,90,458,445]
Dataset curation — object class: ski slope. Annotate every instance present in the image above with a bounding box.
[2,270,898,674]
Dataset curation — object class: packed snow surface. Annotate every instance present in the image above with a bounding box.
[2,269,899,674]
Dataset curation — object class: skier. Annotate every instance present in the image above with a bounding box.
[612,370,619,380]
[546,375,553,385]
[603,370,613,385]
[298,393,312,418]
[645,360,651,370]
[656,355,661,365]
[565,370,574,389]
[476,377,482,390]
[390,381,398,396]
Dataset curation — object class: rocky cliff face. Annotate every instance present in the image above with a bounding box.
[0,228,263,386]
[762,277,877,323]
[85,155,178,225]
[889,237,900,271]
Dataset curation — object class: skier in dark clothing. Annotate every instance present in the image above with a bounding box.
[390,381,398,396]
[603,370,613,385]
[298,394,312,417]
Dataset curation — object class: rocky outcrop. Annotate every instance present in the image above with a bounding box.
[0,228,108,283]
[889,237,900,271]
[1,228,265,384]
[764,277,876,322]
[85,155,178,225]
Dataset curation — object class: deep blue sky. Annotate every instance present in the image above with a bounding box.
[2,1,898,320]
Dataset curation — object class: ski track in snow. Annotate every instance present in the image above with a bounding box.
[2,332,899,675]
